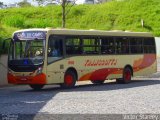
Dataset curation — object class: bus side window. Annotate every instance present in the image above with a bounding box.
[144,37,156,53]
[130,38,143,54]
[101,37,115,54]
[65,37,82,55]
[82,38,99,54]
[115,37,129,54]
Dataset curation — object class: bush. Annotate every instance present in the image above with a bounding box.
[24,19,56,28]
[0,38,10,55]
[2,15,25,28]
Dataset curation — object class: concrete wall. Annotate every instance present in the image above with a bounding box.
[0,54,8,86]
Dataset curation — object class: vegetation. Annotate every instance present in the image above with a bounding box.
[18,0,32,7]
[0,2,3,6]
[0,25,18,54]
[33,0,45,6]
[0,0,160,54]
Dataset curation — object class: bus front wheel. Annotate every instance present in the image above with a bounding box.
[29,84,44,90]
[60,70,76,88]
[116,67,132,84]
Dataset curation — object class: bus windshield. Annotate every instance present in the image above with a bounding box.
[9,40,45,65]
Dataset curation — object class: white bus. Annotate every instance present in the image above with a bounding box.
[7,28,157,90]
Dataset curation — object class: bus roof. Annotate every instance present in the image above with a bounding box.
[13,28,153,37]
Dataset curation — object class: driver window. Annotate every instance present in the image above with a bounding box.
[47,35,63,64]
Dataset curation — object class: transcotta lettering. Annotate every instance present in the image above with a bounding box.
[84,59,117,67]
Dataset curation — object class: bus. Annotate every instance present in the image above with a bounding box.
[7,28,157,90]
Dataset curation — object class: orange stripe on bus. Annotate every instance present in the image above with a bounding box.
[79,73,92,81]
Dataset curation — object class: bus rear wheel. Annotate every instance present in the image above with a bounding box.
[91,80,105,84]
[116,67,132,84]
[60,70,76,88]
[29,84,44,90]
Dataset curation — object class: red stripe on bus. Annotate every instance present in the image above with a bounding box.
[133,54,156,72]
[79,68,123,81]
[79,54,156,81]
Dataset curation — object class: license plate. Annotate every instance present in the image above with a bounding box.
[20,78,28,81]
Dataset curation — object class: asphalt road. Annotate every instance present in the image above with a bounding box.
[0,60,160,119]
[0,78,160,114]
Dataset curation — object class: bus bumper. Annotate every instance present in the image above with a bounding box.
[7,73,47,85]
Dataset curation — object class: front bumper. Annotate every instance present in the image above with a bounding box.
[8,73,46,85]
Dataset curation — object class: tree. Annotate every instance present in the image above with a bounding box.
[18,0,32,7]
[32,0,76,28]
[96,0,112,4]
[45,0,77,28]
[0,2,3,8]
[0,2,3,5]
[61,0,76,28]
[33,0,45,6]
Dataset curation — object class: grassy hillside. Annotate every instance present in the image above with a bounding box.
[0,0,160,53]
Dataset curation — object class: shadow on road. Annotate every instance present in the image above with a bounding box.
[1,79,160,120]
[23,79,160,93]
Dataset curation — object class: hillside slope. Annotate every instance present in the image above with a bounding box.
[0,0,160,53]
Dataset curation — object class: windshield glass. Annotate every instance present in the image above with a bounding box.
[9,40,45,64]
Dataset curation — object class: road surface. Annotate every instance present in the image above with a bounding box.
[0,59,160,119]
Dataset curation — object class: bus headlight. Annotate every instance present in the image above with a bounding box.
[36,67,43,75]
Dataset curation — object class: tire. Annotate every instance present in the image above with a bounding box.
[60,70,76,88]
[116,67,132,84]
[91,80,105,84]
[29,84,44,90]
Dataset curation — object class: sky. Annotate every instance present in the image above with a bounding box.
[0,0,36,5]
[0,0,84,5]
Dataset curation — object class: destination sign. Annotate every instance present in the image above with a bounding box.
[13,31,46,40]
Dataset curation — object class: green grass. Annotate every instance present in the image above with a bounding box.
[0,0,160,54]
[0,25,18,54]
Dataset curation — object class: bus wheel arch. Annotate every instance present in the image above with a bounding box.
[60,67,77,88]
[124,65,133,76]
[116,65,133,84]
[65,67,78,81]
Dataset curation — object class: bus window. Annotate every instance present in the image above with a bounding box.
[48,36,63,63]
[65,37,82,55]
[101,37,115,54]
[82,37,99,54]
[115,37,129,54]
[144,37,156,53]
[130,38,143,54]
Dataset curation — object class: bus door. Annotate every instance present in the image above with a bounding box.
[47,35,64,83]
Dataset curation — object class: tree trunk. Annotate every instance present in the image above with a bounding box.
[62,0,66,28]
